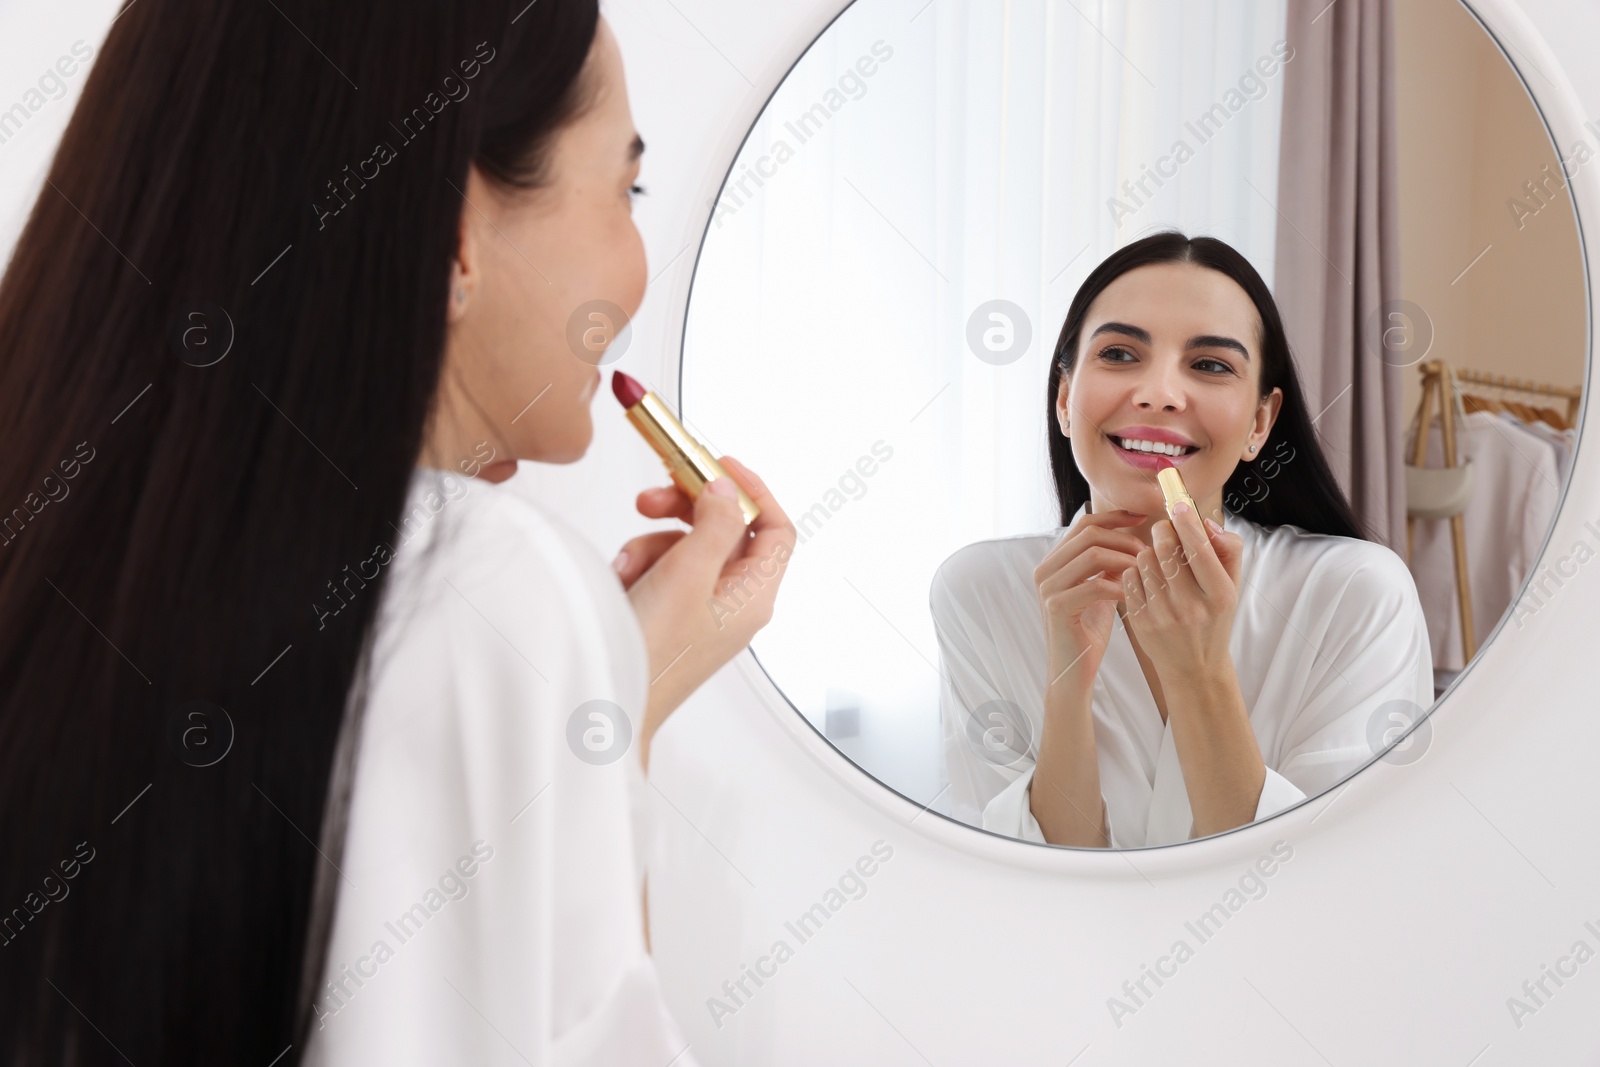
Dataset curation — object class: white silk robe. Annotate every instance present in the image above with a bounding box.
[932,504,1434,847]
[305,467,696,1066]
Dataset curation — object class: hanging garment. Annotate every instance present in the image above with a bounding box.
[1505,410,1576,486]
[1407,410,1561,672]
[932,503,1433,847]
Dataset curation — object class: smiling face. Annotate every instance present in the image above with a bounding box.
[423,16,647,482]
[1055,261,1283,540]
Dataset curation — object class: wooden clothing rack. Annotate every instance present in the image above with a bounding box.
[1405,359,1582,665]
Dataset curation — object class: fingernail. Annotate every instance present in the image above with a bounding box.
[1204,516,1223,536]
[707,478,736,498]
[611,550,629,575]
[1173,501,1191,516]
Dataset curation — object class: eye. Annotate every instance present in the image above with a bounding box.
[628,183,647,201]
[1099,345,1135,364]
[1194,357,1234,374]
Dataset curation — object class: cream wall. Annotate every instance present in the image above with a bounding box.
[1395,0,1586,432]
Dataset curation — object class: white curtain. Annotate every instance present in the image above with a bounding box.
[926,0,1288,534]
[683,0,1288,811]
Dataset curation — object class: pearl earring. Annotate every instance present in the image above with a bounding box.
[1249,444,1257,452]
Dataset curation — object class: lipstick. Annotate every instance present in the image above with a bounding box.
[1154,456,1195,522]
[611,370,761,526]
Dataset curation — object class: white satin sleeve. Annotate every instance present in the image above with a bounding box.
[1263,542,1435,808]
[1254,767,1307,821]
[981,766,1046,842]
[985,759,1302,845]
[930,539,1055,828]
[933,537,1121,846]
[982,766,1117,847]
[303,479,697,1067]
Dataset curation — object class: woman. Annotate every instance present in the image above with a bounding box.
[933,232,1432,849]
[0,2,791,1063]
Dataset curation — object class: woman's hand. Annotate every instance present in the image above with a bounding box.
[1029,507,1146,848]
[614,457,796,767]
[1121,503,1244,681]
[1123,504,1264,837]
[1033,508,1146,687]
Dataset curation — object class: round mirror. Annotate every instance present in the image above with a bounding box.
[681,0,1586,849]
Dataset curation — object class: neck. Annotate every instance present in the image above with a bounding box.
[419,399,517,483]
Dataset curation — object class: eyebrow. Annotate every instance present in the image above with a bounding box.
[628,134,645,163]
[1088,320,1250,362]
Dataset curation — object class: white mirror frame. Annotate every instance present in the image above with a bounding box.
[671,0,1590,875]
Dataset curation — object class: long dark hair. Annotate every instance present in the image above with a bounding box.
[1046,230,1370,540]
[0,1,599,1061]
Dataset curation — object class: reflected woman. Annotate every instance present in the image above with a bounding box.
[932,231,1433,848]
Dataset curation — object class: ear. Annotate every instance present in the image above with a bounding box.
[1245,386,1284,458]
[1055,373,1072,436]
[447,165,487,324]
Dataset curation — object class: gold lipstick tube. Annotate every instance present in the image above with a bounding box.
[624,391,761,526]
[1156,465,1196,522]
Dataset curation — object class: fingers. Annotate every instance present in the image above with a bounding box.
[635,457,775,528]
[649,478,746,588]
[1037,544,1142,600]
[612,529,685,589]
[719,456,796,566]
[1194,511,1243,585]
[1036,514,1147,580]
[1046,574,1127,622]
[1121,563,1147,615]
[1072,510,1150,545]
[717,456,778,525]
[636,484,693,523]
[1148,520,1200,601]
[1042,571,1126,616]
[1163,504,1228,597]
[1072,508,1148,534]
[1135,548,1174,617]
[633,457,795,603]
[1119,526,1183,627]
[1219,530,1244,585]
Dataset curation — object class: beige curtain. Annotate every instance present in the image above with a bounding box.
[1273,0,1406,551]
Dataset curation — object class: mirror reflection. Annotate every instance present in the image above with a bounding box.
[682,0,1586,847]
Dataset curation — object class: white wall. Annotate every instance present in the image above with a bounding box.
[2,2,1594,1063]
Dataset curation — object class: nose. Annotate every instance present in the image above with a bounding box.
[1129,355,1187,412]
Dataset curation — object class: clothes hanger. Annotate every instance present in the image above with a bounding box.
[1506,399,1541,425]
[1535,406,1571,432]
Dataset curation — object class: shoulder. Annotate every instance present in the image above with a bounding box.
[1246,519,1419,618]
[376,469,643,681]
[394,469,616,604]
[930,531,1058,611]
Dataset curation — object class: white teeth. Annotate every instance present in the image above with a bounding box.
[1115,436,1192,456]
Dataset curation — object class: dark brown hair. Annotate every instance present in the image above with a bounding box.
[1046,230,1369,540]
[0,0,599,1061]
